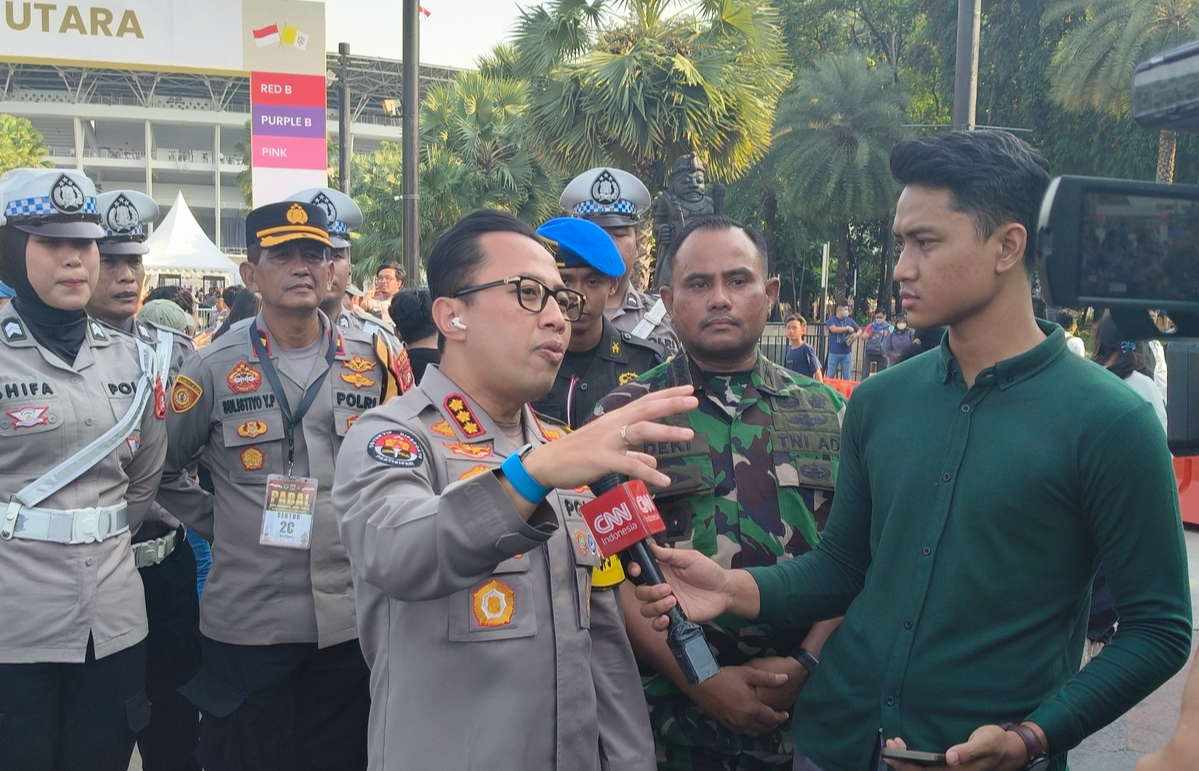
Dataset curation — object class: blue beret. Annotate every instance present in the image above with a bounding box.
[537,217,625,279]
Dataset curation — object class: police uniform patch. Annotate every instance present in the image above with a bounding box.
[573,528,598,557]
[593,555,626,588]
[3,320,25,342]
[443,442,492,459]
[6,405,48,428]
[471,578,516,628]
[430,419,455,438]
[89,321,107,340]
[610,338,621,356]
[239,446,265,471]
[227,362,262,394]
[368,430,424,468]
[591,170,621,205]
[255,328,272,357]
[171,374,203,413]
[340,372,377,389]
[458,464,490,480]
[618,371,638,385]
[342,355,376,374]
[126,436,140,455]
[237,420,268,439]
[346,414,359,432]
[444,394,484,438]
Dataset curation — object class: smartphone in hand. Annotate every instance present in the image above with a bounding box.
[881,748,948,766]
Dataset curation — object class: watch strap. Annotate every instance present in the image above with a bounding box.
[1000,722,1047,767]
[789,646,819,676]
[500,444,549,504]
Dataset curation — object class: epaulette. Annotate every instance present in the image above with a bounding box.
[621,330,667,361]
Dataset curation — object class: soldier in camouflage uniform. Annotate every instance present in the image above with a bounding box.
[594,216,845,771]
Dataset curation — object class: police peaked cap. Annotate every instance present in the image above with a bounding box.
[559,167,651,227]
[96,190,160,256]
[285,187,363,249]
[0,168,105,239]
[246,201,333,250]
[538,217,626,278]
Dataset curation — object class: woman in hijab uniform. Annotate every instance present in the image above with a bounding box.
[0,169,169,771]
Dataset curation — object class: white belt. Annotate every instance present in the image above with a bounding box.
[132,528,182,569]
[630,298,668,340]
[1,501,129,544]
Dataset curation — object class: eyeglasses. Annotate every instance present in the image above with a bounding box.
[452,275,586,322]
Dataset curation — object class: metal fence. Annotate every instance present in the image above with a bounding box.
[760,322,872,381]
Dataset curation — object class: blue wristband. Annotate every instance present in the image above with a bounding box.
[501,448,549,504]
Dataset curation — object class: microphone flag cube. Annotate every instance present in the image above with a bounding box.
[579,479,665,558]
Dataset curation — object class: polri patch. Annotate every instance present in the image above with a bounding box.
[227,362,262,394]
[342,355,376,374]
[458,464,489,480]
[368,430,424,468]
[430,419,455,438]
[171,375,203,413]
[444,394,484,438]
[6,405,49,429]
[237,420,268,439]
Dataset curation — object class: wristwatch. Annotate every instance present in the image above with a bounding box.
[1000,723,1050,770]
[788,646,819,676]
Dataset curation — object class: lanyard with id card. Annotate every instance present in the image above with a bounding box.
[250,326,337,550]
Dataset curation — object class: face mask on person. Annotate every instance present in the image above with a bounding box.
[896,322,908,331]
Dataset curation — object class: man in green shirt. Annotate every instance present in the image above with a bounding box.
[632,130,1192,771]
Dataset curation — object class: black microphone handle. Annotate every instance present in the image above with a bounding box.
[626,540,721,685]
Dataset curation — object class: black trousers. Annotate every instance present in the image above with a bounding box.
[0,638,149,771]
[181,636,370,771]
[137,532,202,771]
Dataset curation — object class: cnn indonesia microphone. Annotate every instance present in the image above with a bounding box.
[581,475,721,686]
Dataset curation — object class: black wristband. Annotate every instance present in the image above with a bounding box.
[789,646,819,675]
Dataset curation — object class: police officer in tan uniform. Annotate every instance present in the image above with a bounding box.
[331,209,699,771]
[0,169,169,770]
[86,189,203,771]
[561,167,680,355]
[156,201,380,771]
[287,187,415,400]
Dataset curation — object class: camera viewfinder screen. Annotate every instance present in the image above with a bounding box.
[1080,192,1199,303]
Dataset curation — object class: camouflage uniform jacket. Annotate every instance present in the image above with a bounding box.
[531,317,665,429]
[605,287,680,357]
[593,351,845,768]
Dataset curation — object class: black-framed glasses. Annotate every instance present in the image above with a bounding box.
[452,275,586,322]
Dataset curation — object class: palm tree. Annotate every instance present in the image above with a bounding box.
[513,0,791,183]
[351,70,560,276]
[1044,0,1199,182]
[767,49,907,303]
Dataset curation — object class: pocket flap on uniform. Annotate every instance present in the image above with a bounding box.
[221,413,285,447]
[493,554,532,573]
[333,407,361,437]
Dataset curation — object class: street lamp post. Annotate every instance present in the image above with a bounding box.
[953,0,981,131]
[338,42,352,194]
[401,0,420,283]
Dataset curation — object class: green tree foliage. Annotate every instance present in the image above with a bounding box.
[1043,0,1199,181]
[766,50,907,303]
[350,70,559,278]
[513,0,791,183]
[0,115,50,173]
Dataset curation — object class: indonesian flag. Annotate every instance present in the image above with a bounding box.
[253,24,281,47]
[420,5,431,16]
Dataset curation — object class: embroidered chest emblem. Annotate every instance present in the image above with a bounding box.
[6,405,48,428]
[227,362,262,394]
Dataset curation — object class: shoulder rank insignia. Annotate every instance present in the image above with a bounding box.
[430,419,455,438]
[444,394,484,438]
[532,412,568,442]
[171,374,203,413]
[2,319,25,342]
[89,321,107,340]
[443,441,492,459]
[227,362,262,394]
[471,579,516,628]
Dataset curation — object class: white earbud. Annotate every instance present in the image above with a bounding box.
[450,317,467,330]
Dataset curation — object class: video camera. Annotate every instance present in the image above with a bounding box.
[1036,39,1199,455]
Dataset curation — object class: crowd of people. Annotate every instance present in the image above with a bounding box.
[0,128,1193,771]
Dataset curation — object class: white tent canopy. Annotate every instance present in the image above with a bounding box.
[144,192,242,286]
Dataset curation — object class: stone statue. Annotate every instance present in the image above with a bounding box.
[652,154,725,284]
